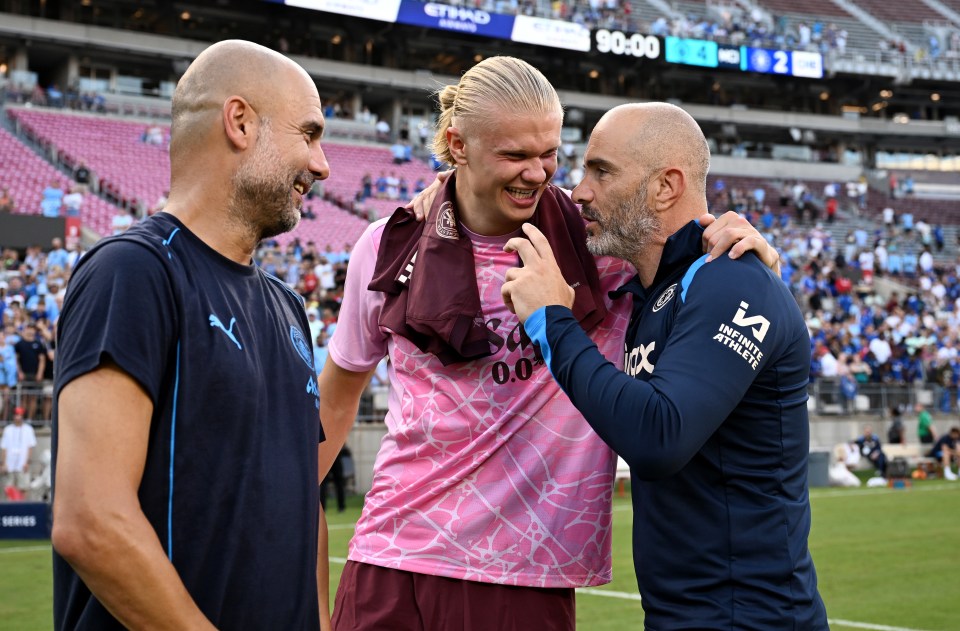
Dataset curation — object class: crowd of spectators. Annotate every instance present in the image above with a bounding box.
[453,0,960,66]
[0,231,356,424]
[4,171,960,428]
[754,194,960,414]
[354,170,428,210]
[1,238,78,424]
[253,238,352,380]
[1,81,105,112]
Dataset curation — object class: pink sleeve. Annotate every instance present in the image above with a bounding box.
[327,219,390,372]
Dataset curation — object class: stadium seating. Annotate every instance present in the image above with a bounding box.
[0,124,120,236]
[849,0,943,24]
[10,108,169,213]
[756,0,850,19]
[0,125,67,215]
[273,197,371,249]
[6,106,438,235]
[320,142,437,218]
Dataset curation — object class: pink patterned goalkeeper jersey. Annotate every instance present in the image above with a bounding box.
[328,218,633,587]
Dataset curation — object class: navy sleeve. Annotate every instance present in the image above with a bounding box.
[55,240,177,404]
[528,257,797,479]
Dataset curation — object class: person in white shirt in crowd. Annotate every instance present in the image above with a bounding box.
[882,205,895,228]
[315,257,336,293]
[818,344,839,378]
[792,181,806,206]
[385,171,400,200]
[306,308,324,344]
[919,247,934,276]
[858,248,875,283]
[869,332,893,365]
[916,219,931,246]
[111,207,134,235]
[856,180,868,210]
[62,186,84,217]
[931,278,947,303]
[375,118,390,142]
[937,337,957,363]
[1,406,36,498]
[874,240,888,274]
[65,242,85,270]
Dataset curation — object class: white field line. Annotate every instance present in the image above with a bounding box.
[825,620,934,631]
[5,548,936,630]
[810,482,960,500]
[0,545,48,554]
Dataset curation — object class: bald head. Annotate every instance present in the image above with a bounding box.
[171,40,313,159]
[597,103,710,197]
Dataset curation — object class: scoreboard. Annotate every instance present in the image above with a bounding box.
[276,0,824,79]
[664,37,824,79]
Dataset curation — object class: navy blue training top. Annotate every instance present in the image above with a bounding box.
[52,213,323,630]
[526,221,828,630]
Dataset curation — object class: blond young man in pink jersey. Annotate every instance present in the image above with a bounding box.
[318,56,776,630]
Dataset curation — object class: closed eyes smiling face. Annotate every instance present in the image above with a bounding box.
[456,109,562,236]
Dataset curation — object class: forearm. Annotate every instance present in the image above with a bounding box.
[54,506,214,629]
[317,357,373,478]
[528,307,696,477]
[318,406,357,479]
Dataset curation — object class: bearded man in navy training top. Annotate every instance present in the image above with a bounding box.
[501,102,828,629]
[51,41,331,629]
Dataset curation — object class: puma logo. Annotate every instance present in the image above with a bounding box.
[209,314,242,350]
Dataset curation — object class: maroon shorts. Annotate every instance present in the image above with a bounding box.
[332,560,575,631]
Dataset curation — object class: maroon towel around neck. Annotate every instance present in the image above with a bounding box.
[368,174,608,365]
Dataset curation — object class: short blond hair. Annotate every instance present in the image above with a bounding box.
[432,56,562,166]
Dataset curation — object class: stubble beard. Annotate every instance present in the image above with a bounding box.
[229,121,305,241]
[584,183,661,263]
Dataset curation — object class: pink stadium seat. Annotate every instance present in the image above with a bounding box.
[6,108,438,246]
[0,124,122,235]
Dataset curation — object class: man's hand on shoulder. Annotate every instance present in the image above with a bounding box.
[408,170,453,221]
[699,211,780,274]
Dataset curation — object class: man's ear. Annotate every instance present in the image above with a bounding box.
[223,96,256,151]
[447,127,468,166]
[653,167,685,211]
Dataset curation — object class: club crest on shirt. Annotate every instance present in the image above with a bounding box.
[289,325,315,370]
[652,284,677,313]
[436,202,459,240]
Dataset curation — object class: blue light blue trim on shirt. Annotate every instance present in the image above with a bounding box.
[161,228,180,260]
[680,254,710,303]
[167,341,181,561]
[264,271,306,306]
[524,307,553,377]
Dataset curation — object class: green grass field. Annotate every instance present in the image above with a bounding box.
[3,480,959,630]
